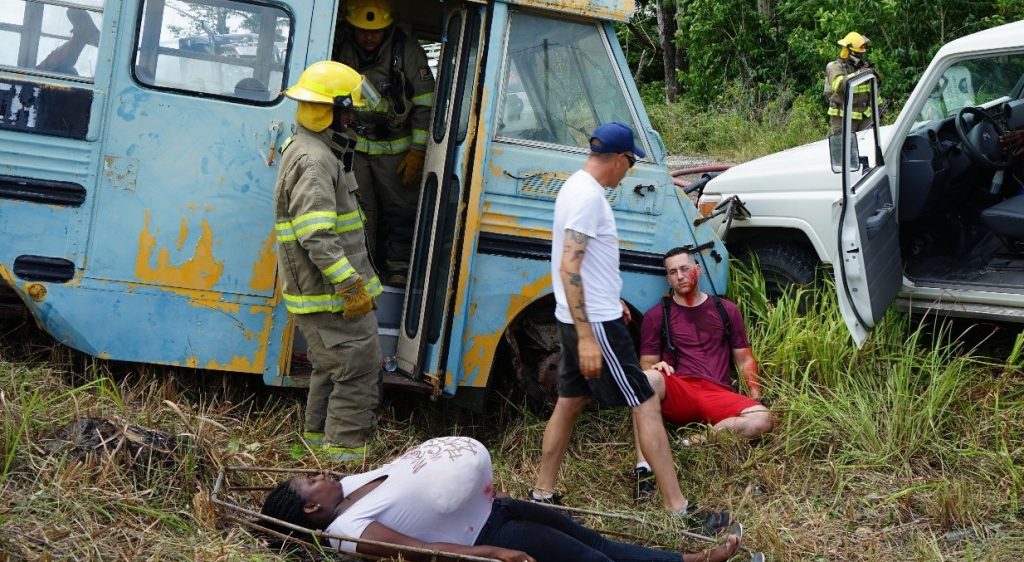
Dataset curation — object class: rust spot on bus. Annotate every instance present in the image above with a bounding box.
[135,210,224,291]
[250,229,278,293]
[205,305,274,373]
[460,275,551,387]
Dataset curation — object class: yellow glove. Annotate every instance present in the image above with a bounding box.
[396,148,425,188]
[336,274,373,319]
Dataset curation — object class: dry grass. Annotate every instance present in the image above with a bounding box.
[1,268,1023,561]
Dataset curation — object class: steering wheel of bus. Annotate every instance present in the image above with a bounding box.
[955,106,1012,169]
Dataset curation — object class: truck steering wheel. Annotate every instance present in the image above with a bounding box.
[955,106,1012,169]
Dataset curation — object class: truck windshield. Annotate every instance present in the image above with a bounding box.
[914,53,1024,129]
[495,11,642,153]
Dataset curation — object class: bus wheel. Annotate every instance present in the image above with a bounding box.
[503,316,560,416]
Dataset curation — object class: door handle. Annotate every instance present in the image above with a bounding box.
[865,204,894,238]
[632,184,655,197]
[261,120,284,166]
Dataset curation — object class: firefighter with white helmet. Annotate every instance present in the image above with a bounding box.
[334,0,436,285]
[825,31,875,133]
[275,60,384,460]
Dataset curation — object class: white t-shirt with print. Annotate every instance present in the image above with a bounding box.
[326,437,494,552]
[552,169,623,324]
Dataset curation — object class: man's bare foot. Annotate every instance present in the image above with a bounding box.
[681,533,739,562]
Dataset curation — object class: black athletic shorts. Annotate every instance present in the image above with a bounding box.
[557,318,655,408]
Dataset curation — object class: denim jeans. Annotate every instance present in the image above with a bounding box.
[474,498,681,562]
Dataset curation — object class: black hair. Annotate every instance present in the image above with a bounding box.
[260,479,316,542]
[663,246,696,264]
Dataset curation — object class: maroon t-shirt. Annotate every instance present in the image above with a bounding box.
[639,296,750,389]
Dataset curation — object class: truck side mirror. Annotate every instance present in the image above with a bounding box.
[829,133,861,173]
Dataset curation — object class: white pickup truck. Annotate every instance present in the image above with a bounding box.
[699,20,1024,345]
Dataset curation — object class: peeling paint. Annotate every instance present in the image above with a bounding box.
[205,305,274,373]
[250,229,278,293]
[277,315,297,376]
[176,217,188,251]
[451,103,492,340]
[506,0,635,22]
[461,274,551,388]
[135,209,224,291]
[479,209,553,240]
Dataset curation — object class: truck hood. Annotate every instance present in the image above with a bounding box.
[706,126,896,195]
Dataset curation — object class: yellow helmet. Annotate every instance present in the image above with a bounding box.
[285,61,377,131]
[837,32,870,58]
[345,0,393,31]
[285,61,366,106]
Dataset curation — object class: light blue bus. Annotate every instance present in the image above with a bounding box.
[0,0,727,410]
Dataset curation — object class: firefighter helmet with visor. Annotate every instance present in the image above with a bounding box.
[837,32,870,58]
[285,61,381,131]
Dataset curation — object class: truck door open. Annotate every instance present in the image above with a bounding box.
[833,71,902,346]
[395,5,484,381]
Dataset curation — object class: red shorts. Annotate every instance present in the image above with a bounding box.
[660,375,761,425]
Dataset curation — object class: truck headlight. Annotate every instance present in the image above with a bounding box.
[697,194,721,218]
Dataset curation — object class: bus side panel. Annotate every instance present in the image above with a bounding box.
[0,273,288,375]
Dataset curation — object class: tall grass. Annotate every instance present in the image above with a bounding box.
[1,268,1022,560]
[648,83,827,162]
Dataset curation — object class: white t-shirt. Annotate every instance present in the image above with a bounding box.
[552,169,623,324]
[326,437,494,552]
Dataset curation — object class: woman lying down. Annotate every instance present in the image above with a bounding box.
[261,436,741,562]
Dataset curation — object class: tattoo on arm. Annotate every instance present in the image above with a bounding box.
[569,229,589,244]
[573,299,588,323]
[567,272,581,287]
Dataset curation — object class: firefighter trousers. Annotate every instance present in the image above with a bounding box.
[352,150,420,278]
[295,310,382,447]
[830,115,873,135]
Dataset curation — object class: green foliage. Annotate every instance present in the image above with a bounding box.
[648,83,826,159]
[3,278,1024,558]
[630,0,1024,142]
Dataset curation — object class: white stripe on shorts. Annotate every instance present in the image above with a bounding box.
[591,322,641,407]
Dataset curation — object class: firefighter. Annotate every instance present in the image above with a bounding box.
[825,32,875,134]
[334,0,435,285]
[275,60,384,461]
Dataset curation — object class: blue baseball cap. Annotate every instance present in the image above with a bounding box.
[589,121,646,159]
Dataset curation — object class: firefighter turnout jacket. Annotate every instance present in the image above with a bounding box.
[825,58,872,121]
[335,25,435,156]
[274,126,383,314]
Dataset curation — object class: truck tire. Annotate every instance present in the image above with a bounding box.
[745,242,820,301]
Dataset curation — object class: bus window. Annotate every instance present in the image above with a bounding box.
[0,0,104,81]
[496,12,641,151]
[133,0,291,103]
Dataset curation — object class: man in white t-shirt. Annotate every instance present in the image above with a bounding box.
[529,123,728,531]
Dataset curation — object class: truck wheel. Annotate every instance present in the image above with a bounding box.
[745,242,820,301]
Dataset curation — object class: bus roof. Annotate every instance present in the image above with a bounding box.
[501,0,637,22]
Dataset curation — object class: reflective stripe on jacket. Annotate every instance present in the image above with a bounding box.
[274,127,382,314]
[825,58,873,119]
[335,25,436,153]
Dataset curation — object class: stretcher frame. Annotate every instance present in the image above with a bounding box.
[211,465,758,561]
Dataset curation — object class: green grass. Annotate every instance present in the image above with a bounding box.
[1,264,1022,560]
[648,85,828,162]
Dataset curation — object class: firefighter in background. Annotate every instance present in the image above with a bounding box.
[825,32,875,134]
[334,0,436,285]
[275,61,384,461]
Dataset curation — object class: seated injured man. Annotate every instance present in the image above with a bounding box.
[260,436,742,562]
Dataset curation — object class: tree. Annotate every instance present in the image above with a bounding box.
[656,0,682,102]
